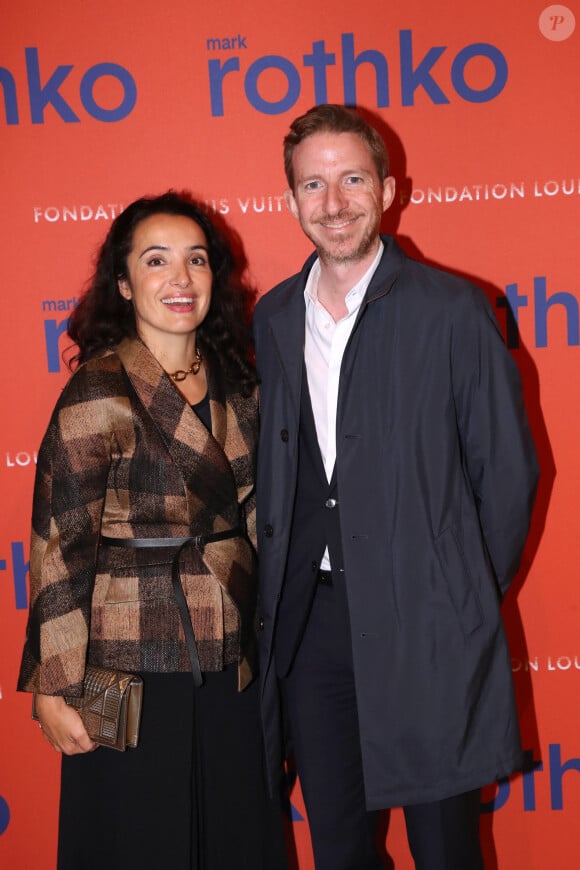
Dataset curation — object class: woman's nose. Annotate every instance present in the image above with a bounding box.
[170,262,192,287]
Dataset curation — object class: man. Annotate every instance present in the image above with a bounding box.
[253,104,539,869]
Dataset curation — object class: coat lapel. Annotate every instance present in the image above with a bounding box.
[268,241,402,419]
[115,338,240,518]
[338,236,403,392]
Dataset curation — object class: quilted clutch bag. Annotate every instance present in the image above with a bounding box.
[32,666,143,751]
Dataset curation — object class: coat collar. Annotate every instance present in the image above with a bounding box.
[265,235,405,397]
[362,234,405,304]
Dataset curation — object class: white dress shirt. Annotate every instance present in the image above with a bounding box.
[303,242,383,569]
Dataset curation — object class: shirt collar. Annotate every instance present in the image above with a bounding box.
[304,241,384,315]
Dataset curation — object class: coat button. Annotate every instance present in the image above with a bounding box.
[264,524,274,537]
[325,498,337,509]
[280,429,289,442]
[258,618,264,630]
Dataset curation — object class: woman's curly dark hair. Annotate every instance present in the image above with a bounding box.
[67,191,257,395]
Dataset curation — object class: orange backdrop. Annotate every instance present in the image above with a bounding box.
[1,2,579,867]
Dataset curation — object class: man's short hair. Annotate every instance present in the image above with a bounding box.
[283,103,389,190]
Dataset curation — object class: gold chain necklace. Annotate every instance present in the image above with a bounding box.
[169,347,202,382]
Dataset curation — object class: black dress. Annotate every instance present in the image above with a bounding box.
[58,670,288,869]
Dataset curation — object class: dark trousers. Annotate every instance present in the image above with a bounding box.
[281,572,484,870]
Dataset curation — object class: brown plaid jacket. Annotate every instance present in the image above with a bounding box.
[18,338,259,696]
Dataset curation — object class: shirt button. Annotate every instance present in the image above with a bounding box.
[280,429,289,442]
[325,498,337,509]
[264,524,274,537]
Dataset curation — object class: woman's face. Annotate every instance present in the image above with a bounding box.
[118,212,213,349]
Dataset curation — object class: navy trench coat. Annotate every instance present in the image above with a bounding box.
[253,236,539,810]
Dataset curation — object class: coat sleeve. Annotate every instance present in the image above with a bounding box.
[18,370,113,696]
[451,286,539,597]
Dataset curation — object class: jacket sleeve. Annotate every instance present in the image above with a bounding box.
[18,371,113,696]
[451,286,539,597]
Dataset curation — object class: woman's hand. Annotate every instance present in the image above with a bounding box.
[34,694,98,755]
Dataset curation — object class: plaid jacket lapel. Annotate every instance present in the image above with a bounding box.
[115,338,249,523]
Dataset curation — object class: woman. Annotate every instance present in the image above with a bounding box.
[18,192,288,869]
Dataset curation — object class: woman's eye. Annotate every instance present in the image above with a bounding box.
[147,257,164,266]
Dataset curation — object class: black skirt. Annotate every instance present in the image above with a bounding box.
[58,668,288,870]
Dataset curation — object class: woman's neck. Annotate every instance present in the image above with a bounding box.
[138,331,207,404]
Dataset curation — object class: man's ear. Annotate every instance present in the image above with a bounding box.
[382,176,396,212]
[284,188,300,220]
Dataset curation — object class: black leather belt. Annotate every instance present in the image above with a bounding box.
[101,527,242,688]
[317,569,333,586]
[101,528,241,549]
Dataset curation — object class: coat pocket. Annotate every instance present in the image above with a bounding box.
[102,557,174,603]
[434,526,484,637]
[104,573,140,603]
